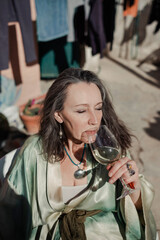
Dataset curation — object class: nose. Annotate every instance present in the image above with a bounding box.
[88,110,98,125]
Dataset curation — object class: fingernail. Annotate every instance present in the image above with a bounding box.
[109,172,112,177]
[109,179,113,184]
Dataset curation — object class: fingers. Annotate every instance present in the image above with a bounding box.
[107,157,139,185]
[126,162,135,176]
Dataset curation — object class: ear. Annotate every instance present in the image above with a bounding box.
[54,111,63,123]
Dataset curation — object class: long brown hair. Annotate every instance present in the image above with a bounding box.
[39,67,132,162]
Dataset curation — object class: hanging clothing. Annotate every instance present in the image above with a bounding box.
[0,0,37,70]
[0,75,21,111]
[123,0,139,18]
[73,4,86,44]
[38,36,80,80]
[103,0,116,51]
[67,0,90,43]
[87,0,106,57]
[35,0,80,79]
[148,0,160,34]
[123,0,135,10]
[0,135,157,239]
[67,0,84,42]
[35,0,68,41]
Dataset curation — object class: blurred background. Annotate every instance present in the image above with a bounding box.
[0,0,160,237]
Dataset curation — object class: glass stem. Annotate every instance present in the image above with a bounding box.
[119,176,129,188]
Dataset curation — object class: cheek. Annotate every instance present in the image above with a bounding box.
[67,124,85,141]
[70,120,87,139]
[63,117,83,135]
[96,112,103,123]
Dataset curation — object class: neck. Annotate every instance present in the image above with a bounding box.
[65,141,85,155]
[64,142,86,165]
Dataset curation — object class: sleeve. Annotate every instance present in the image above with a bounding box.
[0,136,39,240]
[139,174,157,240]
[120,174,157,240]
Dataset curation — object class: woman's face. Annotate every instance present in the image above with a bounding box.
[54,82,103,143]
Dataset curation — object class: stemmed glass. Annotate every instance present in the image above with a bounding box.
[88,125,135,200]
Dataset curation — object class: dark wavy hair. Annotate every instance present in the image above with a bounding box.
[39,67,132,162]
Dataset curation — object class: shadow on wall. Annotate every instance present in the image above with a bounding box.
[144,111,160,141]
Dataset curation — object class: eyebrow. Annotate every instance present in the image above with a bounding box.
[74,102,103,107]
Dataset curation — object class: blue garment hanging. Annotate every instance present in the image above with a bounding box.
[35,0,69,41]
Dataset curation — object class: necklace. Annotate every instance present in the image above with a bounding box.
[64,144,87,179]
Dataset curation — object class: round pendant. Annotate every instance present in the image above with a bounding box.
[74,168,86,179]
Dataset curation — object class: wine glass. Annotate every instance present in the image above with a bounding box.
[88,125,136,200]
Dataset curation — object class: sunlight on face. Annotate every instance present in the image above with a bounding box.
[59,82,103,143]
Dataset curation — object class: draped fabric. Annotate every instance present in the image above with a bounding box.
[103,0,116,51]
[148,0,160,34]
[38,37,80,80]
[123,0,139,17]
[0,135,157,239]
[0,0,37,70]
[87,0,106,57]
[123,0,135,11]
[35,0,68,42]
[59,209,102,240]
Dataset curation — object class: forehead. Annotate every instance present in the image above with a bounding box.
[64,82,102,105]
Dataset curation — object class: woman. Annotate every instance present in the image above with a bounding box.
[0,68,157,239]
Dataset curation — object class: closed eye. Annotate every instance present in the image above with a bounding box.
[96,107,102,111]
[77,110,86,113]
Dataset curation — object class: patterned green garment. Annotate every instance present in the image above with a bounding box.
[0,135,157,239]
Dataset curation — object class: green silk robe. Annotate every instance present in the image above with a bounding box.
[0,135,157,239]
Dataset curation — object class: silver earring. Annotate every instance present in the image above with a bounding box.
[59,124,63,139]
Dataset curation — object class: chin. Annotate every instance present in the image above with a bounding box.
[81,135,90,144]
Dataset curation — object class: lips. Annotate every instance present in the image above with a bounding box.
[85,129,97,136]
[85,131,96,135]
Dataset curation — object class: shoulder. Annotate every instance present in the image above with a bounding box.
[21,134,41,151]
[7,135,46,189]
[19,134,43,159]
[9,135,44,175]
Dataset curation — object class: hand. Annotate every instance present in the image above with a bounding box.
[107,157,142,209]
[107,157,139,186]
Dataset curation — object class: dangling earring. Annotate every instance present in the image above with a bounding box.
[59,124,63,139]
